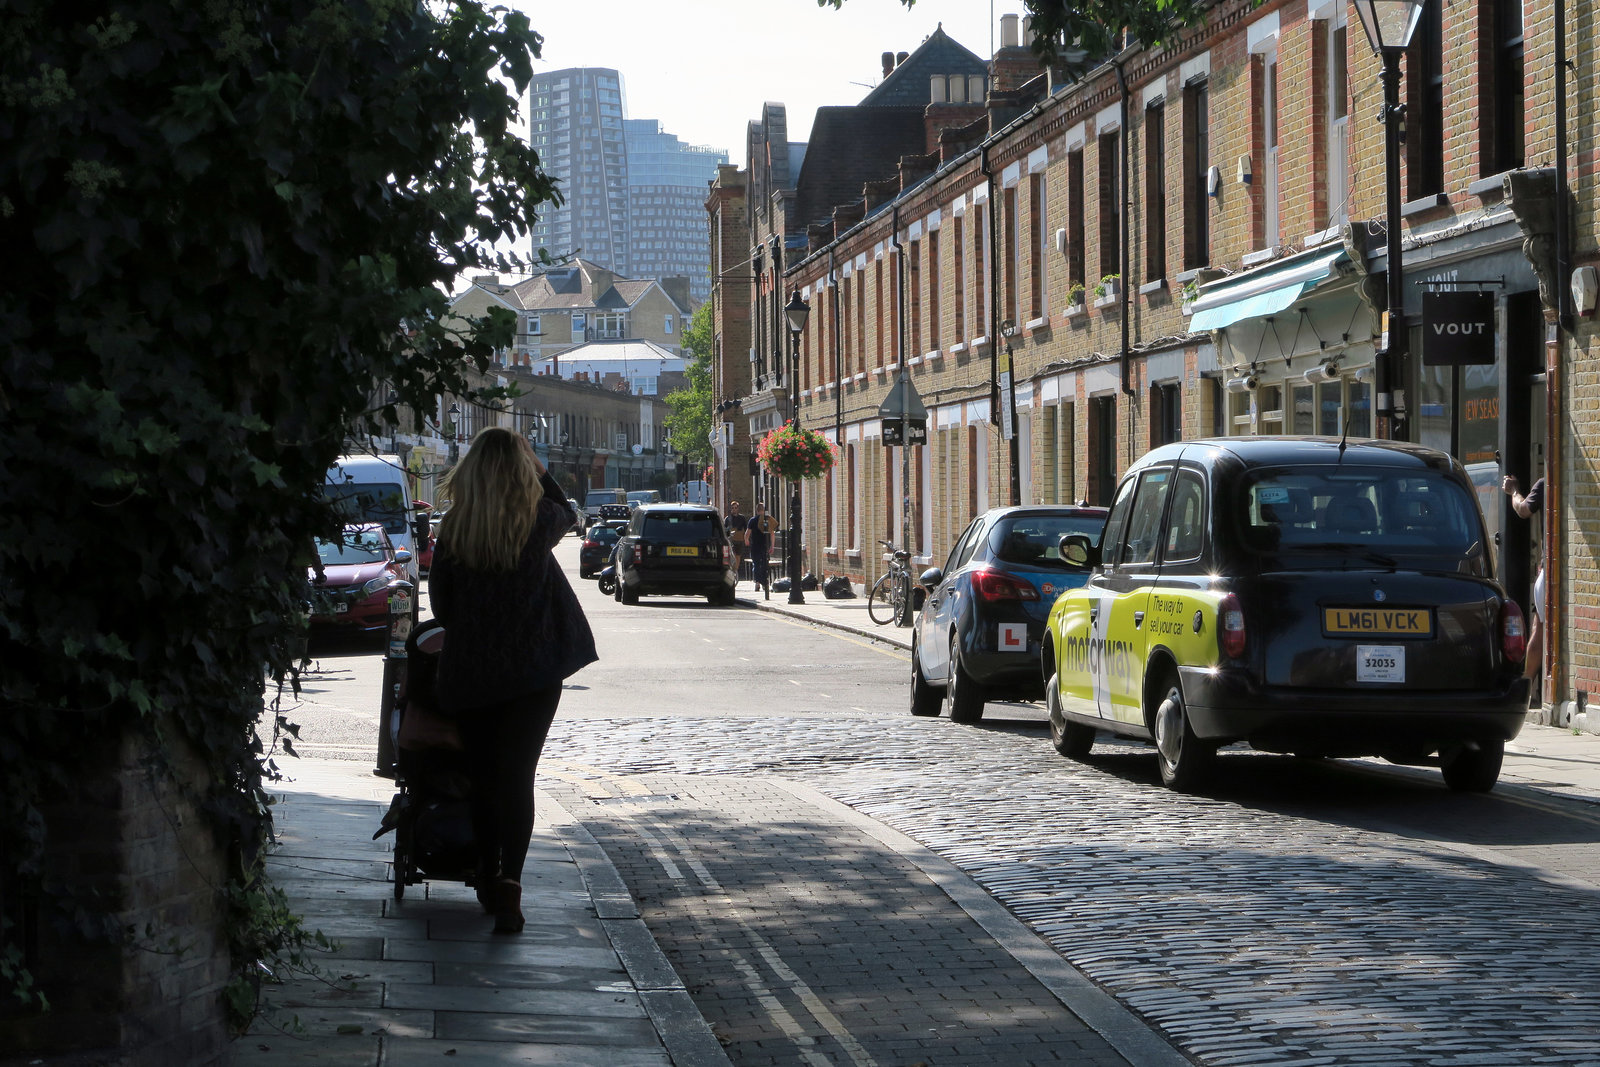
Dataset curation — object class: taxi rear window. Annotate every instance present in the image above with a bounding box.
[1237,467,1481,556]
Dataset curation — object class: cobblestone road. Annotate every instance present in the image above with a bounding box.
[545,715,1600,1067]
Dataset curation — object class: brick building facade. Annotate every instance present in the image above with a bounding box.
[714,6,1594,722]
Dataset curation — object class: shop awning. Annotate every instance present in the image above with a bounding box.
[1188,247,1349,332]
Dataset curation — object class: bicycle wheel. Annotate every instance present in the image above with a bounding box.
[867,574,897,625]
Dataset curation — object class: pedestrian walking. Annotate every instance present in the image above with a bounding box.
[1503,473,1545,697]
[747,501,776,598]
[725,499,748,582]
[428,426,597,934]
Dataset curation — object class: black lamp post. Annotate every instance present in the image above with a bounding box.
[784,289,810,605]
[446,402,461,464]
[1352,0,1425,440]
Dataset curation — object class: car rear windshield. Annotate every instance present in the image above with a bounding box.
[989,513,1106,566]
[1237,466,1483,558]
[642,514,719,545]
[586,526,619,544]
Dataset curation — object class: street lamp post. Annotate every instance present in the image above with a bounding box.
[446,402,461,464]
[1352,0,1426,441]
[784,290,810,606]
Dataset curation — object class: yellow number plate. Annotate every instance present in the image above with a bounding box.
[1323,607,1432,637]
[665,545,699,557]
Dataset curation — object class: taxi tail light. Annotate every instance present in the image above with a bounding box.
[972,569,1040,602]
[721,543,732,567]
[1218,593,1247,659]
[1499,600,1526,664]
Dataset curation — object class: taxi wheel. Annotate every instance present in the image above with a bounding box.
[910,635,943,716]
[1153,673,1213,791]
[1047,672,1095,759]
[946,631,986,724]
[1441,739,1504,792]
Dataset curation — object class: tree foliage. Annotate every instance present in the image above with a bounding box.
[663,303,715,470]
[0,0,555,1023]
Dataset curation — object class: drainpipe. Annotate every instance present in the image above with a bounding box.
[1549,0,1570,703]
[892,205,913,623]
[1116,60,1135,404]
[830,248,842,440]
[982,143,1002,497]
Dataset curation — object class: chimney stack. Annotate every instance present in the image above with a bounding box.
[1000,13,1020,49]
[881,51,894,77]
[896,51,909,67]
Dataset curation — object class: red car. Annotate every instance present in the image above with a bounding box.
[308,524,411,632]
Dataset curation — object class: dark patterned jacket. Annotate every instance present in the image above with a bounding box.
[428,473,598,712]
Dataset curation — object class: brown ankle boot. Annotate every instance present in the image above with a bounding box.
[491,878,524,935]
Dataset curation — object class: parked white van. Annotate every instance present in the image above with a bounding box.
[326,453,421,582]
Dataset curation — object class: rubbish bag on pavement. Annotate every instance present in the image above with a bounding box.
[800,572,819,591]
[771,577,791,592]
[823,575,855,599]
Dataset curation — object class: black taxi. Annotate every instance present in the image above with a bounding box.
[1041,437,1530,793]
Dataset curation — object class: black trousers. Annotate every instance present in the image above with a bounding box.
[455,685,562,883]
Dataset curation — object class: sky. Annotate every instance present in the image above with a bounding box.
[508,0,1028,168]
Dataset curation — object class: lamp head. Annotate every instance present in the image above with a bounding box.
[785,290,810,333]
[1352,0,1425,53]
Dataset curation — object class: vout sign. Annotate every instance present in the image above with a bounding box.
[1421,290,1496,366]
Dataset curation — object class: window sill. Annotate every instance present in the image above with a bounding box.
[949,342,967,355]
[1063,302,1087,319]
[907,355,922,366]
[846,549,862,561]
[1469,172,1511,201]
[971,334,990,350]
[1093,294,1119,310]
[1402,192,1448,217]
[1139,279,1167,297]
[1241,247,1277,267]
[1025,316,1048,332]
[924,348,943,362]
[851,373,867,383]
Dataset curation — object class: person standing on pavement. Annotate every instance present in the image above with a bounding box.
[747,501,775,596]
[428,426,597,934]
[725,500,747,582]
[1503,474,1545,696]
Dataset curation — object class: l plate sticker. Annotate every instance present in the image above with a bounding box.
[1357,644,1405,683]
[998,623,1027,652]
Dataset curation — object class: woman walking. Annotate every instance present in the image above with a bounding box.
[428,426,597,933]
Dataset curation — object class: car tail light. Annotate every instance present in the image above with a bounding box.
[1218,593,1247,659]
[722,543,732,567]
[971,569,1040,602]
[1499,600,1526,664]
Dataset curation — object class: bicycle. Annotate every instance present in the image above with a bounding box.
[867,539,913,626]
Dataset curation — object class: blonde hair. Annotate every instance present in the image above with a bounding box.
[438,426,545,571]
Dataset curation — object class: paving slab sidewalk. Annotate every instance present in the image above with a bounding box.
[227,759,728,1067]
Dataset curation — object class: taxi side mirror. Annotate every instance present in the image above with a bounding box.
[1058,534,1094,568]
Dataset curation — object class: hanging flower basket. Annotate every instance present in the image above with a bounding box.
[757,421,836,481]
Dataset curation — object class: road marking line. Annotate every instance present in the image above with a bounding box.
[620,806,880,1067]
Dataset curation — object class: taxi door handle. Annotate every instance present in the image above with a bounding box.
[1133,611,1145,628]
[1089,605,1099,622]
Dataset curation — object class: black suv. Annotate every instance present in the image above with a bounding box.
[614,504,738,606]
